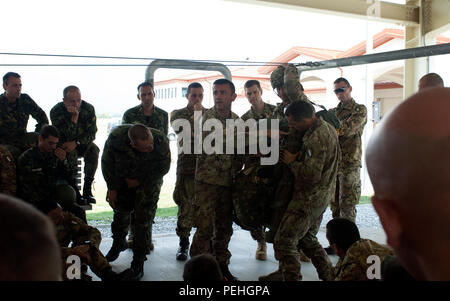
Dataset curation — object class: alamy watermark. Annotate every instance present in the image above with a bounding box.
[172,111,280,165]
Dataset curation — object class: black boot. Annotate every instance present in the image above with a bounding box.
[83,178,96,204]
[220,264,239,281]
[324,246,336,255]
[105,239,128,262]
[121,260,144,281]
[99,268,120,281]
[176,237,190,261]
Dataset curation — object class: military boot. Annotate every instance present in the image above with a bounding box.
[324,246,336,255]
[99,268,120,281]
[299,249,311,262]
[258,269,284,281]
[220,264,239,281]
[105,238,128,262]
[176,237,190,261]
[83,178,96,204]
[123,260,144,281]
[255,242,267,261]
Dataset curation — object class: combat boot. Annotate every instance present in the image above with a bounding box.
[299,249,311,262]
[83,178,96,204]
[176,237,190,261]
[220,264,239,281]
[255,242,267,261]
[105,238,128,262]
[258,269,284,281]
[99,268,120,281]
[324,246,336,255]
[123,260,144,281]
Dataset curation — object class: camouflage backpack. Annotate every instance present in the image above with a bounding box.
[310,100,341,130]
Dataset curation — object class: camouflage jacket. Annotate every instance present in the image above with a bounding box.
[55,211,102,249]
[0,93,49,148]
[333,239,394,281]
[101,124,171,191]
[122,105,169,136]
[195,107,244,187]
[17,146,72,206]
[0,146,16,195]
[288,118,340,210]
[329,98,367,169]
[283,64,311,104]
[170,105,206,175]
[241,102,276,121]
[50,101,97,148]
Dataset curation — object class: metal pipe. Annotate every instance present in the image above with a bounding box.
[296,43,450,75]
[145,59,232,85]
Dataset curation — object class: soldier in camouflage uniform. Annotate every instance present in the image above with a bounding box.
[122,82,168,251]
[41,201,121,281]
[17,125,86,222]
[0,145,17,195]
[240,80,276,261]
[326,218,394,281]
[102,124,170,281]
[50,85,99,205]
[190,79,244,281]
[259,101,339,281]
[328,78,367,223]
[170,82,206,261]
[0,72,48,160]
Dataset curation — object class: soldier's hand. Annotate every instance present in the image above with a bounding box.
[106,189,117,209]
[193,103,203,111]
[281,150,299,164]
[265,130,289,139]
[125,178,140,188]
[54,147,67,161]
[62,141,77,153]
[71,245,91,262]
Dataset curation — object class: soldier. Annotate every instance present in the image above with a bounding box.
[40,201,121,281]
[190,79,243,281]
[17,125,86,222]
[0,145,17,195]
[0,72,48,160]
[418,72,444,91]
[366,88,450,281]
[170,82,206,261]
[102,123,170,281]
[50,85,99,205]
[122,81,169,251]
[328,78,367,224]
[240,80,276,261]
[326,218,393,281]
[259,101,339,281]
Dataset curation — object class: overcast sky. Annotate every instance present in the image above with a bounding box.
[0,0,446,115]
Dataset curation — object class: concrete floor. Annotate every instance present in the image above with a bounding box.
[89,227,387,281]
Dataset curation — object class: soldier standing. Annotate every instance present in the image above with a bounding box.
[0,72,48,160]
[50,85,99,205]
[190,79,243,281]
[259,101,339,281]
[170,82,206,261]
[102,124,170,281]
[0,146,17,195]
[122,82,169,251]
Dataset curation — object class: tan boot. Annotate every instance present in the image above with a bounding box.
[258,269,284,281]
[255,242,267,261]
[299,249,311,262]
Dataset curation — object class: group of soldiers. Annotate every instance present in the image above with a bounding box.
[0,64,370,282]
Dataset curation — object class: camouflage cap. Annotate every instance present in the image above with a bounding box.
[270,65,286,89]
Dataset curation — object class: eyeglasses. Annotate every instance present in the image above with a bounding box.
[334,86,348,94]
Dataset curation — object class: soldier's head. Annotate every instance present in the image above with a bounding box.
[366,87,450,280]
[212,79,236,113]
[38,125,60,153]
[2,72,22,101]
[270,65,286,101]
[128,124,154,153]
[137,82,155,110]
[183,254,224,281]
[418,73,444,91]
[326,218,361,260]
[0,194,62,281]
[333,77,352,104]
[244,80,263,108]
[285,101,316,132]
[38,200,64,225]
[63,85,82,111]
[186,82,204,108]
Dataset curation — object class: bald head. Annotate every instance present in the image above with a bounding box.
[418,73,444,91]
[366,87,450,280]
[0,194,62,280]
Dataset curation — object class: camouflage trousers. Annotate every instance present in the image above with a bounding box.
[66,142,100,181]
[173,173,196,239]
[330,167,361,222]
[250,227,265,243]
[190,181,233,265]
[111,180,162,262]
[274,201,333,281]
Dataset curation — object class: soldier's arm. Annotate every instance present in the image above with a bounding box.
[340,105,367,137]
[139,135,171,185]
[334,262,366,281]
[101,139,120,190]
[17,152,44,204]
[0,150,17,195]
[121,110,131,124]
[284,64,306,103]
[26,95,49,132]
[163,111,169,136]
[50,106,78,140]
[77,105,97,146]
